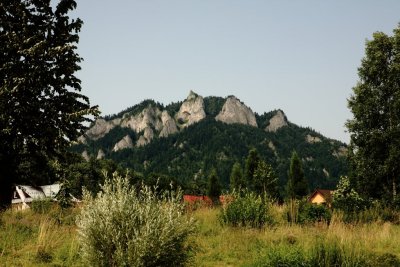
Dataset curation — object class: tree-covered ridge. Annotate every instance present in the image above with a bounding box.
[72,92,348,196]
[73,118,347,195]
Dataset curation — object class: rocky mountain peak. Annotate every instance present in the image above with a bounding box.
[265,110,288,132]
[176,91,206,128]
[187,90,198,101]
[215,96,257,127]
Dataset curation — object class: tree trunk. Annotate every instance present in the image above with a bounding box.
[0,157,14,210]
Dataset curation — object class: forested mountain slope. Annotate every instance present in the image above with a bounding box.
[72,91,348,194]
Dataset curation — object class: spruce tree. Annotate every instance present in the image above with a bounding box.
[286,151,308,199]
[230,162,244,191]
[244,148,260,190]
[207,168,221,204]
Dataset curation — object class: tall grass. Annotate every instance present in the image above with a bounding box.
[1,200,400,266]
[0,207,82,266]
[193,205,400,266]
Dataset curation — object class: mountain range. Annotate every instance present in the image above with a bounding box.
[72,91,348,194]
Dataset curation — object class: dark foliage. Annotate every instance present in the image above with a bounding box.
[0,0,98,208]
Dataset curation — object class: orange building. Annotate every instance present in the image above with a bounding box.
[308,189,333,207]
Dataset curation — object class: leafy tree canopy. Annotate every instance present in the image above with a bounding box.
[0,0,98,208]
[253,160,278,198]
[347,24,400,201]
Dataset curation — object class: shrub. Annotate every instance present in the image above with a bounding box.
[298,202,332,224]
[220,191,273,228]
[333,176,368,213]
[77,174,195,267]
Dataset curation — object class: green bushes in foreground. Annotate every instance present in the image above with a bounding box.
[77,175,195,267]
[220,191,275,228]
[286,199,332,225]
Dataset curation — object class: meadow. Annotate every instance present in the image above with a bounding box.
[1,204,400,267]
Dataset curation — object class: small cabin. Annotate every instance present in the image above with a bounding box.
[12,184,61,211]
[308,189,333,207]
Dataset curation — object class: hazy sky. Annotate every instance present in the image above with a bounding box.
[74,1,400,143]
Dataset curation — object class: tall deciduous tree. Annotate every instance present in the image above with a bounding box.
[286,151,308,199]
[0,0,98,209]
[230,162,244,191]
[253,160,278,198]
[346,24,400,201]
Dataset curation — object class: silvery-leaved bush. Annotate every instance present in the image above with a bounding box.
[77,174,195,267]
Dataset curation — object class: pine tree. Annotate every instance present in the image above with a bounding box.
[230,162,244,191]
[286,151,308,199]
[244,148,260,190]
[207,168,221,204]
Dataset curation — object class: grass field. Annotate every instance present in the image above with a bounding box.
[1,205,400,266]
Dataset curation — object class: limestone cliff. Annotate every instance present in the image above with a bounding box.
[332,146,347,157]
[159,111,178,137]
[83,104,176,148]
[113,135,134,152]
[97,149,105,159]
[306,134,322,144]
[85,118,121,140]
[82,150,90,161]
[215,96,257,127]
[121,106,163,133]
[176,91,206,128]
[137,127,154,147]
[265,110,288,132]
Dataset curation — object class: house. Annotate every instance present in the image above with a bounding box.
[183,195,234,208]
[12,184,61,210]
[308,189,334,207]
[183,195,213,207]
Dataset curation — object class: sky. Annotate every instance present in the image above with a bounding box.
[73,1,400,143]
